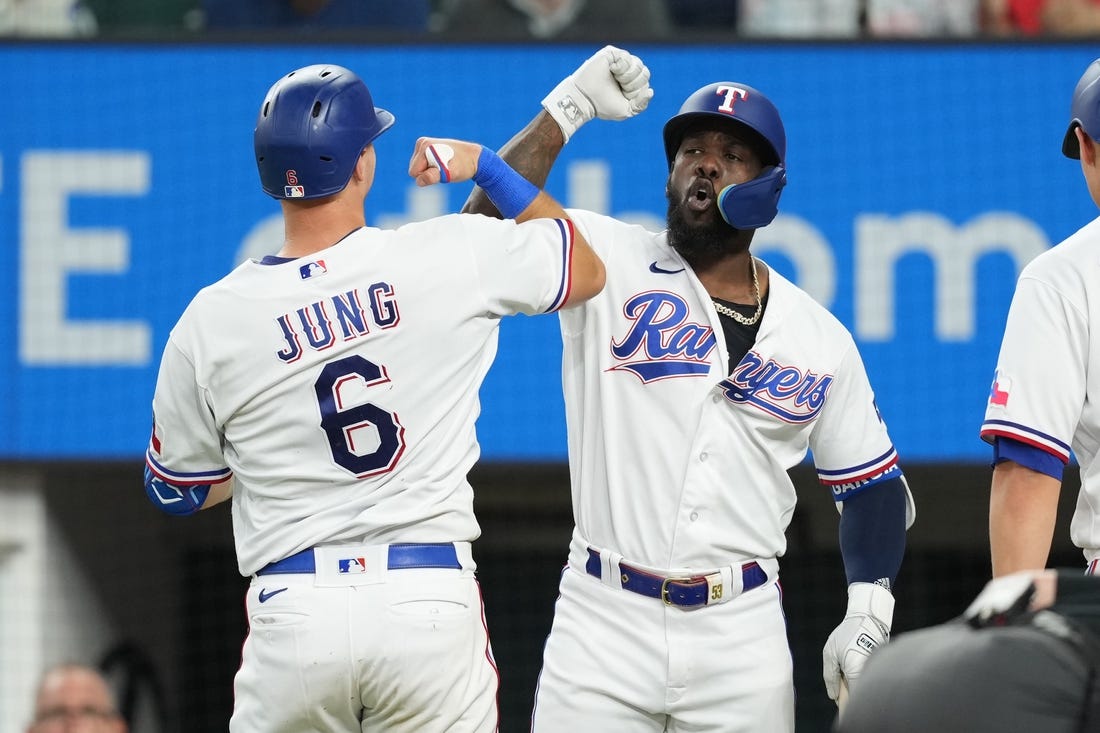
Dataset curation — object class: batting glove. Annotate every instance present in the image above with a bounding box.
[822,582,894,702]
[541,45,653,144]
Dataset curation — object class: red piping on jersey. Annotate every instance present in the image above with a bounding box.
[979,428,1070,463]
[553,218,575,312]
[817,458,899,486]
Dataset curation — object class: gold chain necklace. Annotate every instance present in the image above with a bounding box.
[712,256,762,326]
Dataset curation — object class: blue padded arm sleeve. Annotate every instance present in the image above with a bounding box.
[144,465,211,516]
[839,475,907,588]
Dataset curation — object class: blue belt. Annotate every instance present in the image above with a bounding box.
[257,543,462,575]
[585,548,767,607]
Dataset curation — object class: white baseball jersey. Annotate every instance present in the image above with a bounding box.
[533,210,908,733]
[558,209,907,573]
[981,215,1100,562]
[146,214,576,576]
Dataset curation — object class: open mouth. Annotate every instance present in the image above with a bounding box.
[686,179,714,212]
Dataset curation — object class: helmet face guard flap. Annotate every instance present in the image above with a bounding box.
[254,64,395,200]
[717,167,787,230]
[663,82,787,229]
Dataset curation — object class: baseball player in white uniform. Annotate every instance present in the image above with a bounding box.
[142,64,605,733]
[982,57,1100,579]
[463,48,916,731]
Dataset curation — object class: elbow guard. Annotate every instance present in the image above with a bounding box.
[144,465,211,516]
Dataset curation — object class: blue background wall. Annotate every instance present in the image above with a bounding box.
[1,43,1094,461]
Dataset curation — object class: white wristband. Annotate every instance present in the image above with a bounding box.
[541,77,594,144]
[847,582,895,626]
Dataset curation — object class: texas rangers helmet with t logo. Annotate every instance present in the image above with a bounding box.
[662,82,787,229]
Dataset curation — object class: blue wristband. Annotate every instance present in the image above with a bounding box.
[474,147,540,219]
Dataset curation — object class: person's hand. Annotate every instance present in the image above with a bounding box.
[408,137,482,186]
[822,583,894,707]
[963,569,1059,627]
[541,45,653,143]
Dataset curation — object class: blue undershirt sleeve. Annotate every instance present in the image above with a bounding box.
[992,436,1065,480]
[839,475,907,588]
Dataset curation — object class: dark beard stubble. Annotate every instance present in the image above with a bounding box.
[665,192,743,271]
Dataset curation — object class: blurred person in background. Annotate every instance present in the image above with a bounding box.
[82,0,200,34]
[0,0,95,36]
[664,0,738,32]
[863,0,979,36]
[26,664,127,733]
[738,0,862,37]
[982,0,1100,35]
[740,0,979,37]
[201,0,431,32]
[438,0,669,39]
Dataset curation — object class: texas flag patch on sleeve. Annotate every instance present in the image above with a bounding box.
[988,374,1011,407]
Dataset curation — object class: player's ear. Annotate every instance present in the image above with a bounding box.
[1077,126,1097,167]
[353,146,377,188]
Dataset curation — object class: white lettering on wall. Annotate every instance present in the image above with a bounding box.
[233,162,1054,350]
[753,216,837,308]
[568,161,609,214]
[375,185,447,232]
[20,151,151,365]
[855,212,1049,341]
[237,213,283,265]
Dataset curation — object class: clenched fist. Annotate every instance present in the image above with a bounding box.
[541,45,654,143]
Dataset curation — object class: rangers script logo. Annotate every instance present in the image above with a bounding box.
[608,291,715,382]
[718,351,834,423]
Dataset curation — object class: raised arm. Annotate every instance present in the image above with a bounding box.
[462,45,653,218]
[409,136,604,307]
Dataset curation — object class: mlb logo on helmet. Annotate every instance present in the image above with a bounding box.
[285,185,305,197]
[338,557,367,574]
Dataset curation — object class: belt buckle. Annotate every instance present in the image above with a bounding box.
[660,576,695,606]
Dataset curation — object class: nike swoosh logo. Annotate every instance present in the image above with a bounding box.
[258,587,288,603]
[649,261,685,274]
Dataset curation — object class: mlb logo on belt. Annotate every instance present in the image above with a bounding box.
[338,557,368,574]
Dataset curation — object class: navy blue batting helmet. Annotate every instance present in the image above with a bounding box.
[663,82,787,229]
[1063,58,1100,159]
[254,64,395,200]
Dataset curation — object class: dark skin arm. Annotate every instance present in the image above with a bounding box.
[462,111,566,218]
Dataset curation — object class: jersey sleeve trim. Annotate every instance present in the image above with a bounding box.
[145,451,232,486]
[816,447,899,486]
[544,218,574,313]
[979,419,1071,463]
